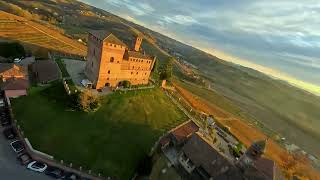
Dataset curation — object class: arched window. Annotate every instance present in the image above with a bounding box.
[110,57,114,62]
[136,72,138,75]
[108,70,110,74]
[131,72,133,75]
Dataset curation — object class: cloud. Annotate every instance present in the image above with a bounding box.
[162,15,197,25]
[105,0,154,16]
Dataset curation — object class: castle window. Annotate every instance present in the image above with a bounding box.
[131,72,133,75]
[110,57,114,62]
[109,43,112,46]
[91,61,93,67]
[117,61,120,63]
[107,78,109,80]
[145,73,147,75]
[108,70,110,74]
[114,44,116,47]
[136,72,138,75]
[142,60,144,62]
[132,66,134,69]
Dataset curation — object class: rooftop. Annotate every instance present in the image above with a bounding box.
[0,63,28,79]
[127,50,154,60]
[1,78,29,90]
[89,30,127,47]
[182,132,237,178]
[170,120,199,144]
[32,60,61,83]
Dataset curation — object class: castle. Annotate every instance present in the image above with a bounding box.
[85,30,155,89]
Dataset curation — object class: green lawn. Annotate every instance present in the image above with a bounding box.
[11,84,186,179]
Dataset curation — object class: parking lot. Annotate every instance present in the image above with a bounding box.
[0,126,52,180]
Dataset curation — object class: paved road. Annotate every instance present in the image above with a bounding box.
[0,127,51,180]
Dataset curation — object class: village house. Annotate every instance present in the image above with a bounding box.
[178,133,284,180]
[0,63,28,81]
[32,60,61,84]
[0,63,29,97]
[1,78,29,98]
[84,31,156,89]
[160,119,284,180]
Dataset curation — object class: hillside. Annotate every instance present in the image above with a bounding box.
[0,0,319,178]
[0,10,86,56]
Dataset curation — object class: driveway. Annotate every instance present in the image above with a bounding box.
[0,127,52,180]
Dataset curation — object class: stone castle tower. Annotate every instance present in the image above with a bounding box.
[84,30,156,89]
[134,36,143,51]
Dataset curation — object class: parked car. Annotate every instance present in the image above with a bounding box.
[27,161,47,173]
[10,140,24,153]
[17,153,32,165]
[0,98,4,107]
[45,166,64,179]
[13,58,22,63]
[62,172,80,180]
[3,127,16,139]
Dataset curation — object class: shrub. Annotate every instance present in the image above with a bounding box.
[78,89,100,112]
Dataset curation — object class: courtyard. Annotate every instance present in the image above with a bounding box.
[11,83,187,179]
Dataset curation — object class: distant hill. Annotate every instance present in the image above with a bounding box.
[1,0,320,164]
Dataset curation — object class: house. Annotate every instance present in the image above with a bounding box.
[84,31,156,89]
[1,78,29,98]
[179,132,242,179]
[32,60,61,84]
[178,132,284,180]
[0,63,28,81]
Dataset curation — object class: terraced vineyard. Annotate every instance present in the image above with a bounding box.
[0,11,86,56]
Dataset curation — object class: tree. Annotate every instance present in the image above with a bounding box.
[122,80,131,88]
[160,57,174,81]
[78,89,100,112]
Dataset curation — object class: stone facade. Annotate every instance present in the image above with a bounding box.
[85,31,155,89]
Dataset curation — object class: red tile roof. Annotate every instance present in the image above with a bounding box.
[170,120,199,143]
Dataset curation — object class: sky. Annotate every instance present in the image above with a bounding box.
[81,0,320,95]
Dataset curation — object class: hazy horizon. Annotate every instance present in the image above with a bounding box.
[80,0,320,95]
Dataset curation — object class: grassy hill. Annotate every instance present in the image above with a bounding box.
[12,83,186,179]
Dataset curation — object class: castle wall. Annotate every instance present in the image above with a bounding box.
[85,34,154,89]
[85,34,102,86]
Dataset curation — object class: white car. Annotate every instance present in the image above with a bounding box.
[10,140,24,153]
[81,79,93,88]
[27,161,47,173]
[13,58,22,63]
[0,98,4,107]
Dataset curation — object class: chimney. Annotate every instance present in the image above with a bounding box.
[134,35,143,51]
